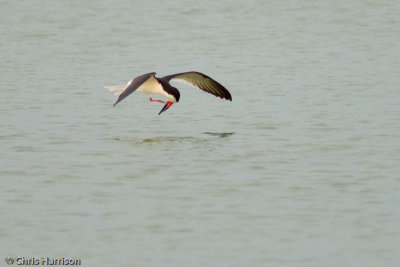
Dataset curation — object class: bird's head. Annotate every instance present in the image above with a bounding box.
[158,87,179,115]
[170,86,180,102]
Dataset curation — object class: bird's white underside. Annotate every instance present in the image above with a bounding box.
[106,75,176,102]
[135,75,165,96]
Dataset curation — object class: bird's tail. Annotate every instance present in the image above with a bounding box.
[105,85,126,96]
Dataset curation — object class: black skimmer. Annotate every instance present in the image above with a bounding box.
[105,72,232,115]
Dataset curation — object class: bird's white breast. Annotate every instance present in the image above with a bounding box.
[136,75,166,96]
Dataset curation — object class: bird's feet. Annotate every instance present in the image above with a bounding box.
[149,97,165,103]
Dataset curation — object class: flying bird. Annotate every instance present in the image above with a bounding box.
[105,72,232,115]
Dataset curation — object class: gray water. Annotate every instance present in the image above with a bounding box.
[1,1,400,266]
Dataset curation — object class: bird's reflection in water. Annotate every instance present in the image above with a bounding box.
[203,132,235,138]
[141,136,202,143]
[113,132,234,144]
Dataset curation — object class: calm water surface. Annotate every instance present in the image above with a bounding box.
[1,1,400,266]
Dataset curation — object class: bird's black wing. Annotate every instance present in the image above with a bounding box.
[112,72,156,106]
[162,72,232,101]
